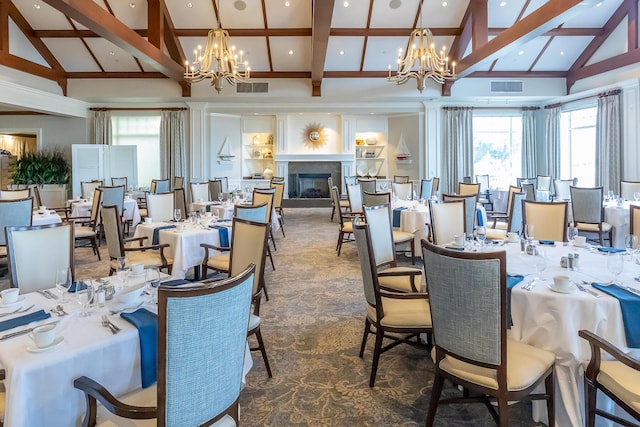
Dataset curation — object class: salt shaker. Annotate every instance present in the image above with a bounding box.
[567,253,575,270]
[96,285,106,307]
[572,253,580,270]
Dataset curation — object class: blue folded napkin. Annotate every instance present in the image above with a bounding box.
[212,225,230,247]
[506,275,525,328]
[476,208,484,227]
[0,309,51,333]
[120,308,158,387]
[160,279,190,287]
[597,247,626,254]
[67,281,88,293]
[152,225,176,245]
[592,283,640,348]
[392,207,407,227]
[538,240,555,246]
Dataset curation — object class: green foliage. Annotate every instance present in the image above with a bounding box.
[11,151,70,185]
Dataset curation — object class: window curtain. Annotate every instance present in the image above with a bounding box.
[521,108,537,178]
[595,90,621,193]
[442,107,473,194]
[160,110,186,180]
[544,106,561,180]
[0,136,36,158]
[90,110,112,145]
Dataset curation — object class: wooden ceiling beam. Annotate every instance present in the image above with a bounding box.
[569,48,640,84]
[471,0,488,51]
[157,0,190,96]
[0,0,8,52]
[0,53,65,80]
[627,0,638,51]
[147,0,163,49]
[261,0,274,72]
[455,0,599,78]
[310,0,334,96]
[42,0,184,82]
[467,70,566,78]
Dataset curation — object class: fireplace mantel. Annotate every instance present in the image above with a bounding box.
[275,154,353,162]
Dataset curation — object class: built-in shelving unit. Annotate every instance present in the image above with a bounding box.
[241,117,275,179]
[354,128,387,178]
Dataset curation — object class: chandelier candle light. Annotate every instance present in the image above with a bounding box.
[183,28,250,93]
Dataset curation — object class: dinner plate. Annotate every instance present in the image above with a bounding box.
[547,283,575,294]
[26,336,64,353]
[0,295,26,308]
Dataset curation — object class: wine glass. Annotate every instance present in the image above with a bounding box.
[55,267,72,303]
[534,249,547,282]
[174,208,182,222]
[145,267,161,304]
[607,252,624,285]
[607,190,614,201]
[634,191,640,202]
[218,192,224,203]
[567,226,578,244]
[116,257,130,289]
[476,226,486,250]
[624,234,638,261]
[524,224,536,242]
[76,280,94,317]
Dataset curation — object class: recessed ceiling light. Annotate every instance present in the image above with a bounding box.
[389,0,402,9]
[288,50,294,55]
[339,50,345,55]
[343,1,349,7]
[442,1,448,7]
[129,2,135,8]
[234,0,247,11]
[596,2,602,6]
[500,1,507,6]
[518,50,524,55]
[33,3,41,9]
[109,51,115,56]
[284,0,290,6]
[186,2,193,8]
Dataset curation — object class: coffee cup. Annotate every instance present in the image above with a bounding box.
[574,236,587,246]
[506,232,519,242]
[41,210,50,216]
[144,217,152,225]
[553,275,572,292]
[29,324,56,348]
[453,234,465,247]
[177,222,185,232]
[38,205,46,213]
[204,212,213,218]
[1,288,19,304]
[131,263,144,276]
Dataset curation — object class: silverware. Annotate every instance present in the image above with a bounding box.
[44,290,58,300]
[37,290,51,299]
[575,281,601,298]
[523,280,537,291]
[101,315,119,334]
[56,305,68,316]
[0,306,26,318]
[0,304,35,318]
[0,320,60,341]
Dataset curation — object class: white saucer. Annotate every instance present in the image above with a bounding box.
[447,242,464,249]
[548,283,575,294]
[26,336,64,353]
[0,295,26,308]
[129,272,145,278]
[572,242,588,248]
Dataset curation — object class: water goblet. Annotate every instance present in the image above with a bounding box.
[634,191,640,202]
[524,224,536,242]
[534,249,547,282]
[607,190,614,201]
[624,234,639,261]
[76,280,94,317]
[607,252,624,285]
[218,192,224,203]
[567,226,578,244]
[145,267,161,304]
[55,267,72,303]
[174,209,182,222]
[476,226,487,250]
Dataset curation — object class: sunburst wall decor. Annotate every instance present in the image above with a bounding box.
[301,122,325,150]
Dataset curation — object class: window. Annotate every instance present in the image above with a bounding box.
[472,115,522,189]
[111,115,161,188]
[560,106,597,187]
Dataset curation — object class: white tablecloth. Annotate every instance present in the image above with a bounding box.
[0,276,252,427]
[31,211,62,226]
[564,200,634,249]
[501,241,640,426]
[133,222,232,279]
[190,201,280,232]
[70,198,141,228]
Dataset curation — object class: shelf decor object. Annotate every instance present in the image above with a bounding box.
[396,133,412,164]
[301,123,325,150]
[217,137,236,164]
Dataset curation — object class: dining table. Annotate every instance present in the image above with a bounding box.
[69,197,142,228]
[0,275,253,427]
[486,239,640,427]
[31,210,62,226]
[189,200,281,232]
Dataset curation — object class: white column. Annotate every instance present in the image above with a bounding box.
[422,101,442,179]
[185,102,208,183]
[621,79,640,180]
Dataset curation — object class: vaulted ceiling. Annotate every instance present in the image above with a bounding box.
[0,0,637,98]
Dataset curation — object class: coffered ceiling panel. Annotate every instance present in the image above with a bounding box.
[325,37,365,71]
[219,0,265,29]
[533,36,594,71]
[105,0,148,29]
[370,0,421,28]
[265,0,311,28]
[42,38,101,72]
[83,38,140,72]
[269,36,311,71]
[492,36,550,71]
[13,0,73,29]
[164,0,216,29]
[331,1,370,28]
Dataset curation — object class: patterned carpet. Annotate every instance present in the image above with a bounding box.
[1,208,545,426]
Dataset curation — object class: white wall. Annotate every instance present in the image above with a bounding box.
[209,114,242,181]
[388,114,422,180]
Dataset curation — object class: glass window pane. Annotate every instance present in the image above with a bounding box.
[112,115,161,188]
[473,116,522,189]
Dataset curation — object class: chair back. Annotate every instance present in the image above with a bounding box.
[393,182,413,200]
[462,176,472,184]
[458,182,480,197]
[554,178,576,200]
[174,188,187,217]
[393,175,409,184]
[150,179,170,194]
[173,176,184,190]
[570,186,603,225]
[252,188,275,222]
[432,177,440,198]
[421,240,506,367]
[0,198,33,246]
[81,180,103,199]
[330,186,349,227]
[363,204,396,267]
[146,192,175,222]
[0,189,30,200]
[228,219,269,297]
[428,200,465,245]
[213,177,229,193]
[271,181,285,210]
[209,180,224,201]
[442,193,477,237]
[234,202,268,223]
[100,185,125,216]
[190,182,209,202]
[111,177,127,187]
[536,175,552,192]
[31,186,43,207]
[517,177,536,188]
[344,176,356,186]
[362,191,390,209]
[157,265,254,427]
[631,204,640,238]
[420,179,434,200]
[89,187,103,226]
[353,218,383,314]
[476,174,490,193]
[620,180,640,201]
[101,204,126,261]
[357,178,377,196]
[271,176,285,183]
[346,183,363,213]
[6,223,74,293]
[505,185,522,216]
[521,183,535,201]
[523,200,568,242]
[507,192,526,234]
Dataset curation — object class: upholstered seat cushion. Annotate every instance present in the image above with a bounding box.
[109,251,173,270]
[0,246,6,257]
[576,222,612,232]
[206,253,230,271]
[597,360,640,414]
[486,229,507,240]
[342,221,353,233]
[367,297,431,328]
[378,267,422,292]
[339,200,350,208]
[0,383,5,420]
[392,230,414,244]
[248,313,261,331]
[138,208,148,218]
[74,226,96,238]
[92,384,236,427]
[493,221,508,230]
[434,339,555,391]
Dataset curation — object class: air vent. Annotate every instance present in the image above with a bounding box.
[236,82,268,93]
[490,80,523,93]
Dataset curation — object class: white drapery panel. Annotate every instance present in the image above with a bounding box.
[160,110,186,181]
[595,90,621,193]
[521,108,537,178]
[90,110,112,145]
[442,107,473,195]
[544,106,561,180]
[0,135,36,158]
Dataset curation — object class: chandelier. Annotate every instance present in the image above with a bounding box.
[183,28,250,93]
[387,7,456,92]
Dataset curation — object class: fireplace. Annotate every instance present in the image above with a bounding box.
[287,161,341,199]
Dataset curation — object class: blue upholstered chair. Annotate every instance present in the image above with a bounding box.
[570,186,612,246]
[420,179,434,200]
[486,192,526,240]
[73,264,255,427]
[421,240,556,426]
[150,178,169,194]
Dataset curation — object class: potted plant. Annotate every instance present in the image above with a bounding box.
[10,150,70,207]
